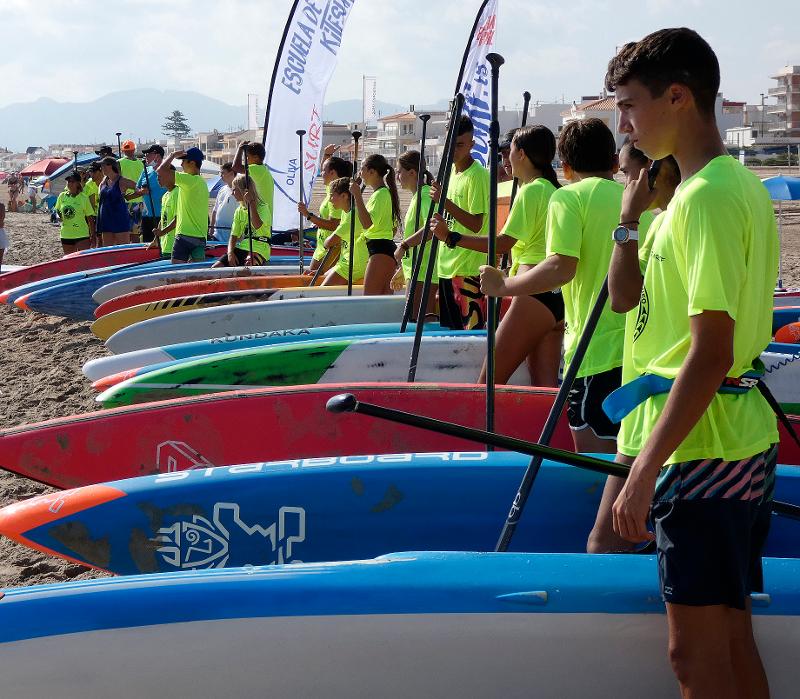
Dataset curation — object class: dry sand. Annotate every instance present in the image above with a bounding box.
[0,168,799,589]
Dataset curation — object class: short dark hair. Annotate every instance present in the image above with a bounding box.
[221,162,234,172]
[245,143,266,161]
[100,156,120,173]
[557,118,616,173]
[620,138,648,165]
[605,27,720,116]
[325,156,353,179]
[456,115,474,136]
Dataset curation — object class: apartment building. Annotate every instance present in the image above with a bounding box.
[768,65,800,138]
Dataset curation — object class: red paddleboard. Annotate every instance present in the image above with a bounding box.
[94,274,313,317]
[0,247,161,293]
[0,383,572,490]
[775,322,800,344]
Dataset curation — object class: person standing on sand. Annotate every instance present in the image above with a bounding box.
[157,147,209,264]
[132,144,167,244]
[97,157,135,247]
[0,203,7,268]
[7,174,20,212]
[210,162,237,243]
[119,140,144,243]
[55,173,95,254]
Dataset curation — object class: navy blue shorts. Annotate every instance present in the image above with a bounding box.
[171,234,207,262]
[651,445,777,609]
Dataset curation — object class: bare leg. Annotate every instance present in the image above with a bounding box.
[321,269,347,287]
[527,323,564,387]
[666,603,740,698]
[729,601,769,698]
[586,454,636,553]
[363,254,396,295]
[478,295,556,384]
[571,426,616,455]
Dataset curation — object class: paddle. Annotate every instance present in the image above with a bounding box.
[347,130,362,296]
[296,129,307,275]
[409,114,431,284]
[309,247,333,286]
[485,53,504,440]
[115,133,122,159]
[243,147,254,266]
[406,94,465,380]
[325,393,800,523]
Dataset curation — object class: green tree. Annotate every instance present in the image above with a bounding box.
[162,110,191,139]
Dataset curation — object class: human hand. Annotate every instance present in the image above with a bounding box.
[298,201,309,217]
[430,213,450,241]
[612,464,657,543]
[429,180,441,203]
[323,144,338,158]
[242,189,255,206]
[621,168,657,223]
[349,179,361,198]
[172,150,187,159]
[390,267,406,291]
[479,265,508,297]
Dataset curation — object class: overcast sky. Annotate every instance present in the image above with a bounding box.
[1,0,796,110]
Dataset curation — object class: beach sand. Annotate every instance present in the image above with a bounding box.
[0,168,799,589]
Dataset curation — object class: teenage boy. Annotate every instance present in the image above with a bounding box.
[157,147,209,264]
[133,144,167,243]
[401,116,489,329]
[147,165,178,258]
[481,118,651,454]
[119,139,144,242]
[605,28,778,698]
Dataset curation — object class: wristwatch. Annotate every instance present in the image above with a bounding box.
[612,225,639,244]
[446,231,463,249]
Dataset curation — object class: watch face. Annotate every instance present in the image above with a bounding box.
[612,226,628,243]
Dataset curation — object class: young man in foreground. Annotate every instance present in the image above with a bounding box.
[606,27,778,697]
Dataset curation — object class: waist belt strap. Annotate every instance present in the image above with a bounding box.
[602,364,765,424]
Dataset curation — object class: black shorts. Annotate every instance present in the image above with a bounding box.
[651,445,777,609]
[217,248,267,267]
[530,290,565,322]
[366,238,397,258]
[61,236,90,244]
[566,366,622,439]
[171,234,207,262]
[140,216,158,243]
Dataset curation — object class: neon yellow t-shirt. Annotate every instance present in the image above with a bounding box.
[118,157,144,204]
[313,189,340,262]
[363,187,395,240]
[504,177,557,276]
[55,191,93,240]
[246,163,274,214]
[233,202,272,261]
[160,189,177,255]
[174,171,209,239]
[83,179,100,215]
[402,185,438,284]
[623,155,779,463]
[333,208,368,283]
[546,177,652,379]
[436,160,489,279]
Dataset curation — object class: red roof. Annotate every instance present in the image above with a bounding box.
[378,112,417,122]
[561,97,616,117]
[18,158,69,177]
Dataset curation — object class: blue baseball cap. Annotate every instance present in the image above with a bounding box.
[183,147,205,165]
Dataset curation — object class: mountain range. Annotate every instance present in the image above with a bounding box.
[0,90,450,152]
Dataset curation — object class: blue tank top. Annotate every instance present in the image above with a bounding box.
[98,177,130,233]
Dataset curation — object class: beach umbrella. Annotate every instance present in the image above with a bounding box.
[762,175,800,290]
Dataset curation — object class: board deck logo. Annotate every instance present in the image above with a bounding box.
[156,441,215,472]
[155,503,306,570]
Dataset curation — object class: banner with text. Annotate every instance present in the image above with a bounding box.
[263,0,356,232]
[362,75,377,124]
[454,0,498,167]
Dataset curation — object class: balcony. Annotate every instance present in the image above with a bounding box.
[769,86,788,96]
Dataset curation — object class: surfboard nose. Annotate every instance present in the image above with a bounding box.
[13,293,30,310]
[92,369,137,392]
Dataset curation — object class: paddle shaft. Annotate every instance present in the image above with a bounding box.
[400,114,432,331]
[485,53,504,441]
[243,149,253,265]
[407,94,465,381]
[409,115,431,281]
[326,393,800,523]
[495,278,610,552]
[115,133,122,159]
[297,130,307,275]
[499,91,531,273]
[309,246,333,286]
[348,130,362,296]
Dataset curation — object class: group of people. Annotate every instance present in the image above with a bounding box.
[47,139,276,264]
[299,27,781,699]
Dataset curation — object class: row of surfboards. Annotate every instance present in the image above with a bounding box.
[2,242,800,697]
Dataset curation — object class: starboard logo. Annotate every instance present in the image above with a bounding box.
[156,441,215,473]
[155,503,306,570]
